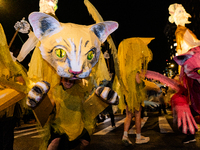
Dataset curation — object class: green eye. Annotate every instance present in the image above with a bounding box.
[197,69,200,75]
[87,51,94,60]
[55,48,66,58]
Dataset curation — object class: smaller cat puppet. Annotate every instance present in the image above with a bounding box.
[171,46,200,135]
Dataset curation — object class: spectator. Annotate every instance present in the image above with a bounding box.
[158,87,168,115]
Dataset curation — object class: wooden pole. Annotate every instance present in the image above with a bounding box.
[8,29,19,48]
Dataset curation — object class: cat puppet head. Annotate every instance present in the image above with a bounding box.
[28,12,118,80]
[174,46,200,81]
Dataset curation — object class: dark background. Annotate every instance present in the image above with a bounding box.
[0,0,199,73]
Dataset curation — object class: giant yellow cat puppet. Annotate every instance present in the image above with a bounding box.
[26,11,119,150]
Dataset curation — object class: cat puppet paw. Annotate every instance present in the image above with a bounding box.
[26,81,50,107]
[172,93,198,134]
[175,105,198,134]
[95,87,119,105]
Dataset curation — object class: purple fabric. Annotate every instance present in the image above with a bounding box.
[187,77,200,114]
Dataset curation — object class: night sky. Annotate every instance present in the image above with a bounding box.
[0,0,182,73]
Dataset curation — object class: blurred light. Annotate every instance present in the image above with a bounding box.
[170,64,174,68]
[173,43,177,46]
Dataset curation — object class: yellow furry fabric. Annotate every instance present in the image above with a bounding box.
[28,43,110,149]
[113,38,152,113]
[0,24,28,87]
[0,24,28,117]
[84,0,127,97]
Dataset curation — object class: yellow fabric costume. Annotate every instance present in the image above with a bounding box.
[27,43,110,149]
[0,24,28,90]
[0,1,112,149]
[113,38,152,113]
[0,24,29,117]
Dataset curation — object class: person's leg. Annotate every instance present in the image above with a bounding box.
[47,138,61,150]
[141,106,145,121]
[163,104,167,114]
[109,112,115,127]
[124,106,132,133]
[158,104,162,115]
[135,106,150,144]
[47,127,70,150]
[47,127,62,150]
[135,106,141,135]
[79,129,91,150]
[122,105,133,146]
[80,139,90,150]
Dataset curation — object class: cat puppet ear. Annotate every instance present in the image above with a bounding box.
[28,12,62,39]
[90,21,118,43]
[173,50,194,65]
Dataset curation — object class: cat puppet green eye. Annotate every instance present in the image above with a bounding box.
[87,51,94,60]
[197,69,200,75]
[55,48,66,58]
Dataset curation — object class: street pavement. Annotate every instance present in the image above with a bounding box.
[14,110,200,150]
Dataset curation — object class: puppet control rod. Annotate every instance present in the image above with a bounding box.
[8,17,30,48]
[8,29,19,48]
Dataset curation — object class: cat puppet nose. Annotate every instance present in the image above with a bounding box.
[69,69,83,75]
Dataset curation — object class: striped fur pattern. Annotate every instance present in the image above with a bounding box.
[95,86,119,105]
[26,81,50,107]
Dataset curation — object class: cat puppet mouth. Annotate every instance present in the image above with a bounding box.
[68,70,83,80]
[71,75,78,80]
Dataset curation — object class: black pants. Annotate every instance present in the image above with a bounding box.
[48,127,91,150]
[109,112,115,126]
[0,117,16,150]
[159,104,167,114]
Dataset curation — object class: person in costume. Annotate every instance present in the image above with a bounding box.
[22,1,119,150]
[157,86,168,115]
[113,38,154,145]
[46,77,91,150]
[0,23,29,150]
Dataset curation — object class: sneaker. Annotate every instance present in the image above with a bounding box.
[112,125,116,129]
[122,136,132,146]
[182,135,196,144]
[135,136,150,144]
